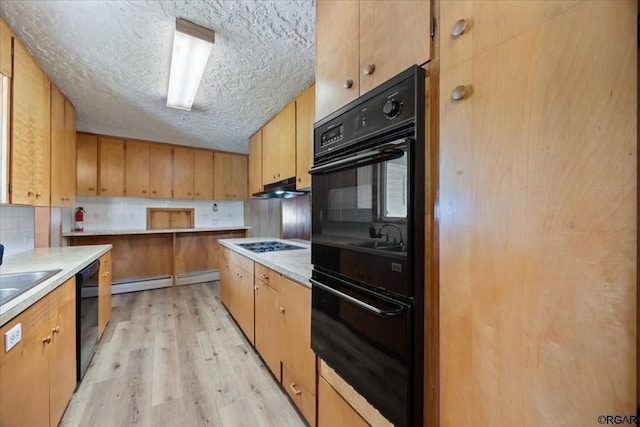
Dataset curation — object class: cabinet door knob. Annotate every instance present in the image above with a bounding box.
[289,383,302,396]
[343,79,353,89]
[260,274,269,280]
[35,193,42,199]
[363,64,376,75]
[142,190,147,194]
[52,326,60,334]
[101,188,107,192]
[451,85,469,101]
[279,307,285,314]
[451,19,468,38]
[42,336,52,344]
[27,191,34,197]
[254,286,258,291]
[88,187,95,191]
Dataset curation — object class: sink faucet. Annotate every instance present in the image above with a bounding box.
[369,224,404,245]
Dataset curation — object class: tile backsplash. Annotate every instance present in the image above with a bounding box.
[74,196,244,231]
[0,205,35,256]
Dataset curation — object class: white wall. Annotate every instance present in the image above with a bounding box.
[74,196,244,231]
[0,205,34,256]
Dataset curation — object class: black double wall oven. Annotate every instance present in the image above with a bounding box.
[310,65,425,427]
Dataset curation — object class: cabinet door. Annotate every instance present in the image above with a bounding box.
[248,130,262,196]
[262,102,296,185]
[318,377,368,427]
[149,144,173,198]
[98,137,125,197]
[316,0,359,120]
[229,262,254,344]
[125,140,150,198]
[12,39,50,205]
[438,3,636,426]
[49,279,76,427]
[219,248,230,308]
[0,295,51,427]
[173,146,194,199]
[76,133,98,195]
[295,84,314,189]
[255,278,280,377]
[279,275,315,393]
[359,1,430,95]
[440,0,580,71]
[214,152,247,200]
[50,84,66,207]
[33,73,51,206]
[193,149,214,200]
[63,98,77,206]
[98,251,112,338]
[0,19,12,77]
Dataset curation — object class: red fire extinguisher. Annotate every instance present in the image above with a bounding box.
[74,207,85,231]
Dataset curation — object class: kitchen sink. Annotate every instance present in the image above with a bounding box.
[0,269,62,305]
[349,241,406,253]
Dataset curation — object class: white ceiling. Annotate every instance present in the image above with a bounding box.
[0,0,316,154]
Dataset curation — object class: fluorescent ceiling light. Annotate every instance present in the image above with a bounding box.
[166,18,214,111]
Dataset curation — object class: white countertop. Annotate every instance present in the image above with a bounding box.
[63,226,250,237]
[219,237,312,287]
[0,245,112,326]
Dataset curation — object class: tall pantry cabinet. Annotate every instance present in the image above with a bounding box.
[437,1,636,426]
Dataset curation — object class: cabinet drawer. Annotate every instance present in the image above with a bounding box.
[283,365,316,426]
[230,250,254,274]
[255,263,279,291]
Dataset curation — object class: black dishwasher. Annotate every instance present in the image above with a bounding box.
[76,260,100,382]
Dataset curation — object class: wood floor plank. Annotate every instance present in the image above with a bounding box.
[61,282,305,427]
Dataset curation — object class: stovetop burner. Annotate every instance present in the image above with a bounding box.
[237,241,305,253]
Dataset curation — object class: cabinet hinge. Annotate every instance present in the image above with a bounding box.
[431,17,436,40]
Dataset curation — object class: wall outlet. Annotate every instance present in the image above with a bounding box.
[4,323,21,352]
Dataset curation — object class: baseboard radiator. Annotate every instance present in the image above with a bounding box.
[109,270,220,294]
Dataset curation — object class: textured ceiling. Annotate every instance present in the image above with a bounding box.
[0,0,316,154]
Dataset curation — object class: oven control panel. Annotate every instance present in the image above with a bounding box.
[314,65,423,160]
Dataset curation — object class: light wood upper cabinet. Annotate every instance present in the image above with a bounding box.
[214,152,247,200]
[173,146,194,199]
[316,0,430,119]
[262,102,296,185]
[149,144,173,198]
[63,98,77,206]
[98,137,125,197]
[0,19,12,77]
[193,149,214,200]
[11,39,51,205]
[51,86,76,207]
[439,0,580,71]
[358,1,430,94]
[316,0,359,120]
[125,140,149,198]
[76,133,98,196]
[98,251,112,339]
[295,84,314,189]
[248,130,262,196]
[438,2,636,426]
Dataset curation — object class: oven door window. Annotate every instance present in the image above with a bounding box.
[311,141,410,296]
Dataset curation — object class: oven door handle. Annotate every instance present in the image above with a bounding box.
[309,138,410,175]
[310,278,406,317]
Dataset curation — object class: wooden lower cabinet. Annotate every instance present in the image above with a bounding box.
[318,377,368,427]
[98,251,112,338]
[219,248,230,308]
[278,274,316,426]
[229,252,255,344]
[0,278,76,427]
[254,267,280,378]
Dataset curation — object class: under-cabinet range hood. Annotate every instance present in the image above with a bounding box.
[252,177,309,199]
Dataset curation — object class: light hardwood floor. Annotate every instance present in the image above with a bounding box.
[61,282,305,427]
